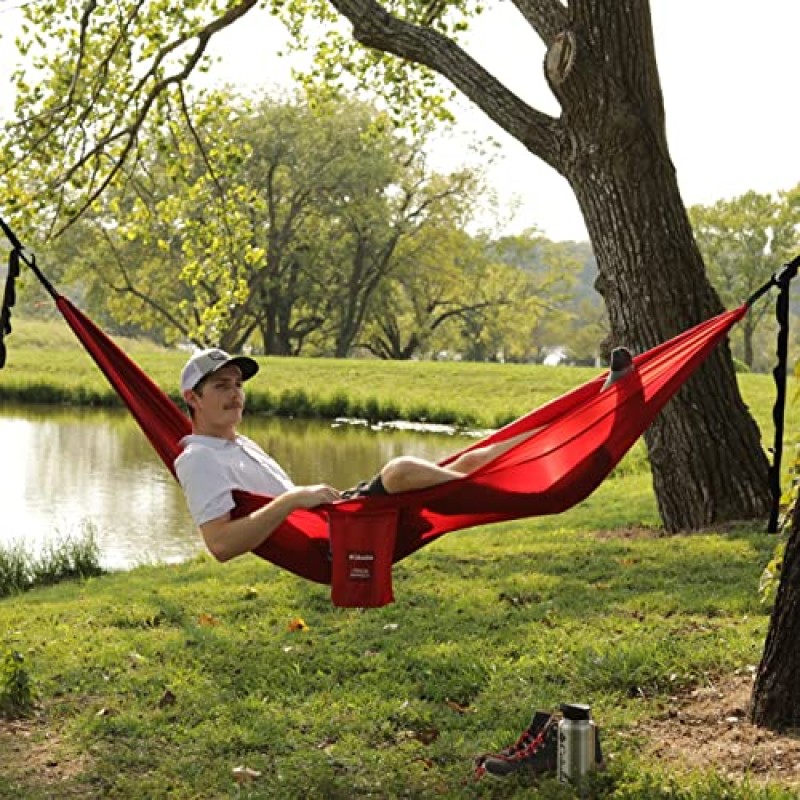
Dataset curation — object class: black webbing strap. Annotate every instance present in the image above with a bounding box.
[0,217,59,369]
[0,247,20,368]
[765,256,800,532]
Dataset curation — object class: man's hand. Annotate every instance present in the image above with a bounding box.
[285,484,341,509]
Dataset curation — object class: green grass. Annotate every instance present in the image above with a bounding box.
[1,316,797,797]
[0,647,37,720]
[0,476,792,798]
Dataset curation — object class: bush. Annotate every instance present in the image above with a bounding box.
[30,529,105,586]
[0,542,32,596]
[0,647,36,719]
[0,525,104,597]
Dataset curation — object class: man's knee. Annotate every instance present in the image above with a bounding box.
[380,456,426,492]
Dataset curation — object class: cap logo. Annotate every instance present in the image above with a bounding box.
[207,350,227,361]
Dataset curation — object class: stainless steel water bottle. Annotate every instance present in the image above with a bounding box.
[556,703,596,783]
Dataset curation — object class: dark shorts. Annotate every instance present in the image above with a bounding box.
[342,473,387,499]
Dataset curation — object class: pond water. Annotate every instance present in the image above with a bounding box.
[0,405,474,569]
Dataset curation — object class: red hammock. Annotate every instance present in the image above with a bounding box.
[55,294,746,590]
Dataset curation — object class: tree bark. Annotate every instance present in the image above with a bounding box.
[546,1,769,529]
[751,504,800,729]
[743,318,755,369]
[571,157,769,528]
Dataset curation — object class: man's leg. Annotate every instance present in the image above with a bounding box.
[379,429,538,494]
[376,347,635,495]
[378,457,466,494]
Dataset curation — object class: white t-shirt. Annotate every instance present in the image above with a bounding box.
[174,434,295,526]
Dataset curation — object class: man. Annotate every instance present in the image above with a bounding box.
[175,347,633,563]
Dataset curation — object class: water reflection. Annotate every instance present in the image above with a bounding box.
[0,404,471,569]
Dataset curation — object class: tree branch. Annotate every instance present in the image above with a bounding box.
[177,84,238,255]
[509,0,570,44]
[45,0,259,234]
[327,0,565,170]
[94,223,193,340]
[64,0,99,108]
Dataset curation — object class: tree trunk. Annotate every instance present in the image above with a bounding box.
[334,0,771,530]
[568,158,769,530]
[743,319,755,369]
[751,503,800,729]
[546,3,770,531]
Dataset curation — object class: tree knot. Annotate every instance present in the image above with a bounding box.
[545,30,577,86]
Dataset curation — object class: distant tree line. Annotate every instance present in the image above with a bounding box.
[689,187,800,372]
[9,90,797,369]
[16,91,606,364]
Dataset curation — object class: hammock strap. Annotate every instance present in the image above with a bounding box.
[0,217,59,369]
[0,248,19,369]
[0,217,59,300]
[766,255,800,532]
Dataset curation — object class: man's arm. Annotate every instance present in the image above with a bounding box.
[200,484,340,562]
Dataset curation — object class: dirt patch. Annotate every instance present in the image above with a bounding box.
[0,713,90,796]
[631,672,800,786]
[594,522,761,542]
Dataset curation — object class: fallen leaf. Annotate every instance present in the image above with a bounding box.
[394,727,441,746]
[416,728,440,745]
[232,766,262,784]
[158,689,176,708]
[96,707,117,717]
[198,613,220,627]
[287,618,308,632]
[316,736,337,753]
[445,699,472,714]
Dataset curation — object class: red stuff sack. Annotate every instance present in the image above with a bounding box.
[329,508,398,608]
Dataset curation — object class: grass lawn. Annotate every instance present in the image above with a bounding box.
[1,317,797,797]
[0,471,793,799]
[1,316,794,436]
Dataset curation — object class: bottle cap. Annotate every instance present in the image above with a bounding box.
[560,703,591,720]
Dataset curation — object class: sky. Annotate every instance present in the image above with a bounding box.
[0,0,798,242]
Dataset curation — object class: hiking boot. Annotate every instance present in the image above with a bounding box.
[476,711,558,779]
[602,346,634,390]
